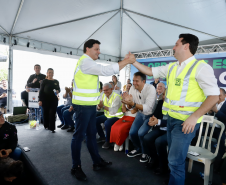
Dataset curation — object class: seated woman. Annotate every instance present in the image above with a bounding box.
[110,103,137,151]
[143,90,168,175]
[0,157,23,184]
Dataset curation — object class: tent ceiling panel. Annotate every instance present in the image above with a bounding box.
[121,13,157,57]
[13,0,120,34]
[17,11,117,49]
[127,12,225,49]
[0,0,21,34]
[124,0,226,38]
[87,13,121,57]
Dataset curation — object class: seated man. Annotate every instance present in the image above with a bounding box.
[21,86,30,107]
[123,72,156,162]
[110,83,137,151]
[123,79,131,92]
[0,111,21,161]
[123,83,132,93]
[192,87,226,172]
[57,80,73,130]
[0,79,7,114]
[96,81,104,117]
[143,90,168,175]
[156,82,165,100]
[96,83,124,149]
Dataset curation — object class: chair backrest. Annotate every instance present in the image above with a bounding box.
[195,118,225,156]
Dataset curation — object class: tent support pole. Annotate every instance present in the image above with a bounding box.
[124,10,162,50]
[7,36,13,113]
[77,10,120,50]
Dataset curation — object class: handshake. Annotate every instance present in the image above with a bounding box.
[124,52,136,64]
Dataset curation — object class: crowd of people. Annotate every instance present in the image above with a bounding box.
[1,33,226,185]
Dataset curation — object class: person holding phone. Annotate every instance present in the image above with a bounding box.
[39,68,60,133]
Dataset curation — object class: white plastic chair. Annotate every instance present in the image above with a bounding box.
[187,118,225,185]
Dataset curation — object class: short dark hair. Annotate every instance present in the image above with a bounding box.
[34,64,41,69]
[47,68,54,72]
[179,34,199,55]
[4,160,23,178]
[83,39,101,53]
[99,81,103,90]
[220,88,226,95]
[134,72,146,82]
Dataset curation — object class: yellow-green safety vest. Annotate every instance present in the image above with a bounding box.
[102,92,124,118]
[162,59,206,123]
[72,55,100,105]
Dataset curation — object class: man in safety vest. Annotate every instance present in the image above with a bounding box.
[96,83,123,149]
[126,34,219,185]
[71,39,134,181]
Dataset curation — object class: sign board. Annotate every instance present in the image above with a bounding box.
[28,92,39,108]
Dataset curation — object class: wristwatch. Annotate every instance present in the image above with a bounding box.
[131,102,136,109]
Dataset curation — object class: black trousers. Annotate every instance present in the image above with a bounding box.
[143,128,168,170]
[42,99,58,131]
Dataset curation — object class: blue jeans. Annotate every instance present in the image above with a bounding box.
[96,115,119,142]
[63,109,75,127]
[129,112,152,153]
[71,104,101,168]
[56,105,70,125]
[9,147,22,161]
[167,116,200,185]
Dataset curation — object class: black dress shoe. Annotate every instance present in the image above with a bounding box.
[145,160,159,169]
[71,166,87,181]
[61,125,69,130]
[51,130,55,133]
[102,142,111,149]
[57,124,64,128]
[67,127,75,132]
[93,158,112,171]
[154,167,169,175]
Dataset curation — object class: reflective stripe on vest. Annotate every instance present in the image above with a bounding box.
[72,55,100,105]
[162,59,206,122]
[103,92,124,118]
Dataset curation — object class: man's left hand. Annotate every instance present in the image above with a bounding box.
[122,93,134,106]
[181,115,198,134]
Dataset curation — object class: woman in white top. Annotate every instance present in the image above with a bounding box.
[112,75,121,95]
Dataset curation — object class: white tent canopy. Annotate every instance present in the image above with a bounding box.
[1,0,226,59]
[1,0,226,112]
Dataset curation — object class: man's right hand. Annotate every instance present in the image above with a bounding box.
[125,52,136,64]
[32,78,38,83]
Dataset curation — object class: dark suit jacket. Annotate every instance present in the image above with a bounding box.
[152,100,167,128]
[215,101,226,126]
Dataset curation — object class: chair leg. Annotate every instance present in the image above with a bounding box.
[209,163,213,185]
[204,161,211,185]
[188,159,193,173]
[125,137,129,154]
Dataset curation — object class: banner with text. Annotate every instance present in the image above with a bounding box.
[28,92,39,108]
[130,53,226,87]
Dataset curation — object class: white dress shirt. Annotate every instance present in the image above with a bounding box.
[152,56,219,96]
[99,92,122,115]
[129,84,156,115]
[80,54,119,76]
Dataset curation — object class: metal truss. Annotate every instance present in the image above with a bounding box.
[133,43,226,59]
[124,64,131,83]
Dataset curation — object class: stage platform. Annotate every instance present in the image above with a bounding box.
[15,120,222,185]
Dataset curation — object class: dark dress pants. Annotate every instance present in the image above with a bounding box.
[42,98,58,131]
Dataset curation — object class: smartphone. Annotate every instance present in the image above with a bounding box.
[23,147,30,152]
